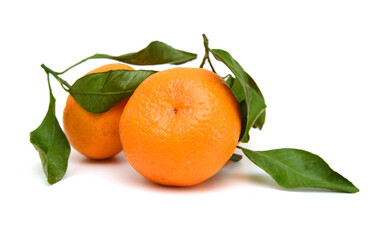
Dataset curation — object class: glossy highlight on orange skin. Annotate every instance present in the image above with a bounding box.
[63,63,134,159]
[119,67,241,186]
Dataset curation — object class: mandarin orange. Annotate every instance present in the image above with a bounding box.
[63,63,134,159]
[119,67,241,186]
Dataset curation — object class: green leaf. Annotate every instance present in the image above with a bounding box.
[69,69,156,113]
[92,41,197,66]
[240,85,266,142]
[246,73,266,130]
[229,153,243,162]
[225,74,245,102]
[30,78,70,184]
[239,147,359,193]
[211,49,266,142]
[57,41,197,75]
[225,74,235,88]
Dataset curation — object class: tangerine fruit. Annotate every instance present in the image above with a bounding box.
[119,67,241,186]
[63,63,134,159]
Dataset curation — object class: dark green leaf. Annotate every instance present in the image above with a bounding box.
[246,73,266,130]
[30,86,70,184]
[69,70,156,113]
[90,41,197,66]
[253,110,266,130]
[58,41,197,75]
[225,74,266,131]
[239,147,359,193]
[225,74,245,102]
[240,85,266,142]
[211,49,266,142]
[229,153,243,162]
[224,74,235,88]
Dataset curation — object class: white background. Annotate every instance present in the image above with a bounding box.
[1,0,391,239]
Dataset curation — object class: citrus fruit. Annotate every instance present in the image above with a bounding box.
[63,63,134,159]
[119,67,241,186]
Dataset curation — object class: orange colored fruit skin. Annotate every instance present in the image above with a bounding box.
[63,63,134,159]
[119,67,241,186]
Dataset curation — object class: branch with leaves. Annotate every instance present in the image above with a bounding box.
[30,35,359,193]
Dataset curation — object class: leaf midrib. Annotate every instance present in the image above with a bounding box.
[70,90,135,96]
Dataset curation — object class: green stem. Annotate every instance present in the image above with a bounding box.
[57,53,111,75]
[41,64,71,91]
[199,34,216,73]
[45,69,53,94]
[57,57,91,75]
[222,74,231,80]
[207,55,216,73]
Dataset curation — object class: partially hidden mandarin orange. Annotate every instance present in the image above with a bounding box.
[119,67,241,186]
[63,63,134,159]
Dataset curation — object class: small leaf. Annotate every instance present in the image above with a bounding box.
[225,75,235,88]
[30,85,70,184]
[253,110,266,130]
[240,85,266,142]
[229,153,243,162]
[225,74,245,102]
[225,75,265,132]
[90,41,197,66]
[246,73,266,130]
[69,70,156,113]
[239,147,359,193]
[211,49,266,142]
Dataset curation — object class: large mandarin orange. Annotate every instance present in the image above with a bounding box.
[119,67,241,186]
[63,63,134,159]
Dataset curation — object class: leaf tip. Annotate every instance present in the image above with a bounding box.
[47,176,63,185]
[347,184,360,193]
